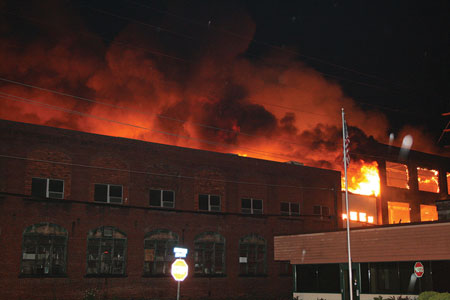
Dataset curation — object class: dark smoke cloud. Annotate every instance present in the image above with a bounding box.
[0,0,444,175]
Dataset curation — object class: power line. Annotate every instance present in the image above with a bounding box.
[1,10,192,63]
[0,91,316,162]
[0,76,332,147]
[0,154,335,191]
[125,0,427,94]
[1,8,427,109]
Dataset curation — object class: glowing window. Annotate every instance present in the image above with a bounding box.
[385,162,409,189]
[388,201,410,224]
[367,216,374,223]
[349,211,358,221]
[420,204,438,222]
[359,212,367,222]
[447,173,450,195]
[417,167,439,193]
[342,214,347,220]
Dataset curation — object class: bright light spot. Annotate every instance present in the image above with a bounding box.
[401,135,413,149]
[342,213,347,220]
[350,211,358,221]
[359,212,367,222]
[368,216,374,223]
[389,133,394,145]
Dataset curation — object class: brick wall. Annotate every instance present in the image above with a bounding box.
[0,120,341,300]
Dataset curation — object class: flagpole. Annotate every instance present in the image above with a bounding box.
[342,108,353,300]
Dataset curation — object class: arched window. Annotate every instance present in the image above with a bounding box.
[87,226,127,276]
[239,234,266,275]
[144,230,178,276]
[194,232,225,276]
[21,223,67,276]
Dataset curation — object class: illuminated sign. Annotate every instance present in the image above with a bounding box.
[173,247,188,258]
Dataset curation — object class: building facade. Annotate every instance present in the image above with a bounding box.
[0,120,342,300]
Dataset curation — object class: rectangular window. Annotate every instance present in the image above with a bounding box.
[313,205,329,216]
[447,172,450,195]
[198,194,221,212]
[31,178,64,199]
[420,204,438,222]
[385,161,409,189]
[94,184,123,204]
[241,198,263,214]
[361,261,433,294]
[417,167,440,193]
[388,201,410,224]
[280,202,300,216]
[149,189,175,208]
[296,264,340,293]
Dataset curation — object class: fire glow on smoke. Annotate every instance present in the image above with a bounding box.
[0,1,438,197]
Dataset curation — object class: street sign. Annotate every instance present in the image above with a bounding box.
[414,261,424,278]
[171,259,188,281]
[174,247,188,258]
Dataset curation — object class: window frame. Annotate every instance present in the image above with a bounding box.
[280,202,300,216]
[313,205,329,217]
[20,223,68,277]
[143,229,178,277]
[86,226,127,277]
[193,232,226,276]
[31,177,64,199]
[198,194,221,212]
[149,189,175,208]
[241,198,263,214]
[94,183,123,204]
[239,234,267,276]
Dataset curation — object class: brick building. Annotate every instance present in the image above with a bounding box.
[274,143,450,300]
[0,119,342,300]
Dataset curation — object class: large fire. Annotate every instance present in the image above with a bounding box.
[342,160,380,197]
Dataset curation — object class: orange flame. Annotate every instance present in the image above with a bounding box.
[342,160,380,197]
[417,167,439,193]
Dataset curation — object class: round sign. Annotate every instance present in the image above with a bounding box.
[414,261,424,278]
[171,258,188,281]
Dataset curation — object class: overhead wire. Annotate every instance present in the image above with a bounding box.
[0,76,336,153]
[0,8,426,112]
[0,154,335,191]
[0,90,318,162]
[125,0,434,95]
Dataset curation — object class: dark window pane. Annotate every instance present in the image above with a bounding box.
[199,194,209,210]
[149,189,162,206]
[313,205,321,215]
[297,265,317,292]
[210,195,220,206]
[253,200,262,209]
[280,202,290,214]
[291,203,300,215]
[317,264,340,292]
[94,184,108,202]
[109,185,122,198]
[241,198,251,209]
[31,178,46,198]
[162,190,174,203]
[49,179,63,193]
[322,206,330,216]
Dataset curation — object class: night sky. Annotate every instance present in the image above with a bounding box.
[1,0,449,166]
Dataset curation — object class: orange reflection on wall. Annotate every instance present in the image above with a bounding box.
[388,201,411,224]
[420,204,438,222]
[447,172,450,195]
[417,167,439,193]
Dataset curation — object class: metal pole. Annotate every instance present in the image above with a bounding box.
[177,281,180,300]
[342,108,353,300]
